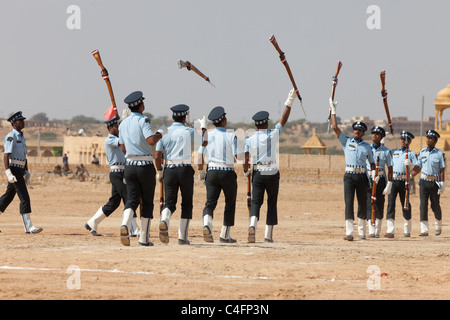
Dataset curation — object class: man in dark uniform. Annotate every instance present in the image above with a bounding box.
[244,89,296,243]
[154,104,207,245]
[118,91,163,246]
[85,117,139,237]
[385,131,419,237]
[330,100,375,241]
[198,106,244,243]
[0,112,42,234]
[417,130,445,236]
[365,126,393,238]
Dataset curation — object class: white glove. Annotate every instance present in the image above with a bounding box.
[404,159,414,170]
[383,181,392,195]
[371,170,380,184]
[284,89,298,108]
[24,170,31,185]
[198,116,207,130]
[329,97,337,115]
[5,169,17,183]
[122,108,131,120]
[156,129,164,136]
[156,168,164,182]
[438,182,445,195]
[243,169,251,178]
[198,169,206,181]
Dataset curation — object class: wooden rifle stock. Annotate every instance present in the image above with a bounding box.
[371,154,380,226]
[327,61,343,132]
[269,34,306,117]
[92,50,118,119]
[404,143,410,210]
[380,71,394,135]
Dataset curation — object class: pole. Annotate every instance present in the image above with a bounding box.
[420,95,424,151]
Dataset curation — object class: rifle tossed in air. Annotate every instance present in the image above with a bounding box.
[178,60,215,87]
[269,34,306,117]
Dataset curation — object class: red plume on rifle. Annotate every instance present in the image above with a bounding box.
[92,50,119,120]
[178,60,215,87]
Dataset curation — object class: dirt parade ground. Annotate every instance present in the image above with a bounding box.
[0,175,449,301]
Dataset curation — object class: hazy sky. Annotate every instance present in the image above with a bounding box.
[1,0,449,125]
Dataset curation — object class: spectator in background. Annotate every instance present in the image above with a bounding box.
[62,153,70,174]
[92,154,100,165]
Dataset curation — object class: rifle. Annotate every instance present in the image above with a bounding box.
[269,34,306,117]
[380,71,393,135]
[178,60,215,87]
[92,50,119,119]
[160,180,164,214]
[371,153,381,226]
[247,174,251,216]
[327,61,343,133]
[404,142,410,210]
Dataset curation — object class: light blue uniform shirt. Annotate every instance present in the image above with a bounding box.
[417,147,446,177]
[3,129,27,160]
[155,122,195,162]
[391,148,419,176]
[118,112,155,158]
[366,144,393,176]
[200,127,242,165]
[245,123,282,165]
[105,134,126,166]
[338,133,374,168]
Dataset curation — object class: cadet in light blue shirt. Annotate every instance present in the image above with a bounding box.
[155,123,195,162]
[386,130,419,238]
[0,111,42,234]
[118,91,163,247]
[244,88,296,244]
[199,106,244,244]
[154,104,207,245]
[85,118,131,237]
[199,127,242,165]
[119,112,155,160]
[105,132,126,166]
[364,126,393,239]
[245,122,282,171]
[416,130,445,236]
[330,98,375,241]
[4,129,28,161]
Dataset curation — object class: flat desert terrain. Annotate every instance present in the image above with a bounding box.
[0,174,449,301]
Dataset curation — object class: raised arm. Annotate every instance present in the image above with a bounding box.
[279,89,296,127]
[330,98,342,138]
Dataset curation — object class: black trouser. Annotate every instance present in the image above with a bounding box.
[0,166,31,214]
[386,180,412,221]
[250,170,280,226]
[343,173,368,220]
[124,164,156,219]
[163,165,194,219]
[366,176,387,221]
[203,170,237,226]
[102,171,127,217]
[419,179,442,222]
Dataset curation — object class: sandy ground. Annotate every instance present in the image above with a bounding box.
[0,174,449,301]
